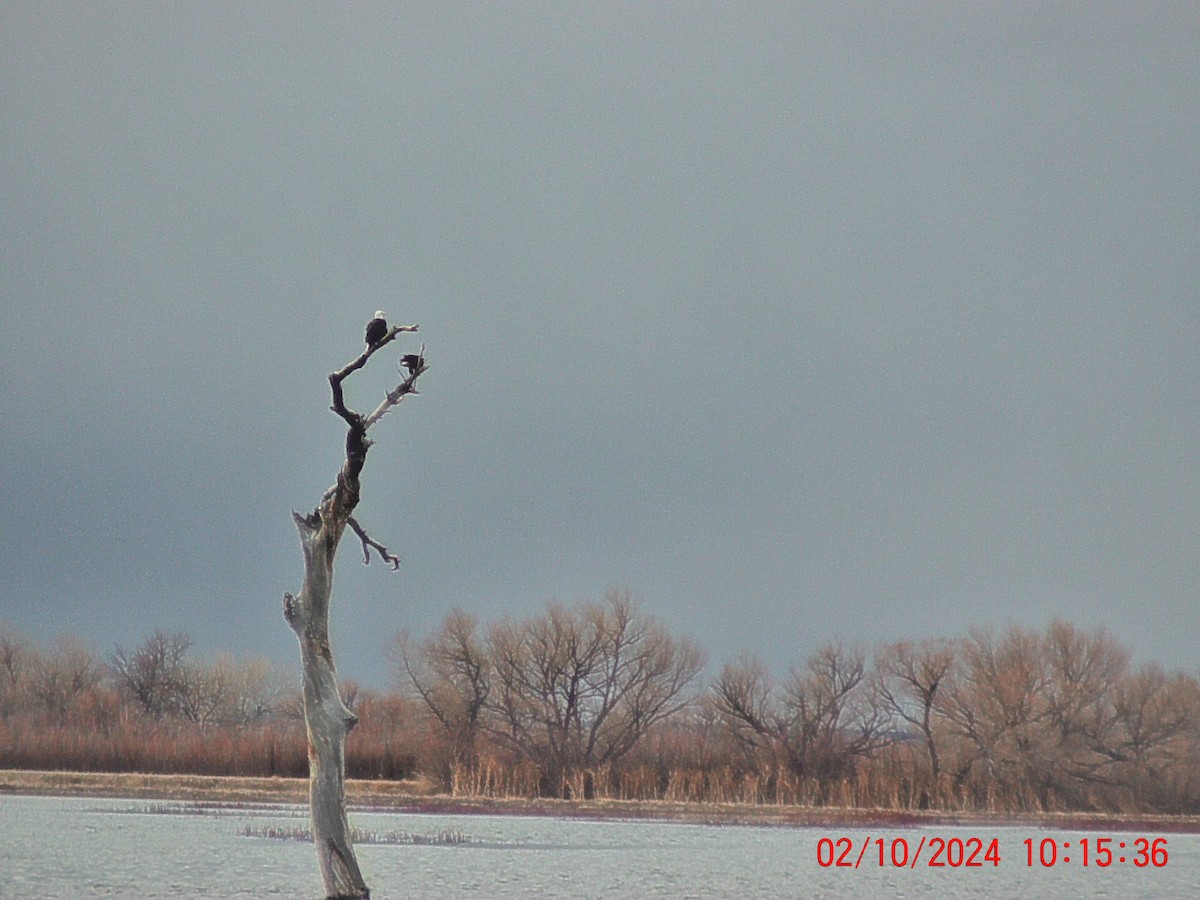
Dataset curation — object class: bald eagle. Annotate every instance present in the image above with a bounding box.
[365,311,387,347]
[401,354,422,375]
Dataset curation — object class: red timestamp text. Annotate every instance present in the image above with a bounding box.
[814,835,1172,870]
[1023,837,1169,867]
[816,835,1001,869]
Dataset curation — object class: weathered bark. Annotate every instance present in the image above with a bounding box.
[283,324,425,899]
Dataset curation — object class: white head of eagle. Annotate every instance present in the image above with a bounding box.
[365,311,388,347]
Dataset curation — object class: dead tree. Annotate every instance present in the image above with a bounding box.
[282,321,427,899]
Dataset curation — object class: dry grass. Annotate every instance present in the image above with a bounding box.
[4,768,1200,832]
[0,769,435,805]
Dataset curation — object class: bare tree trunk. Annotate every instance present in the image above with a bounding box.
[282,322,425,899]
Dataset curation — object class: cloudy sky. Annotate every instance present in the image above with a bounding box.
[2,4,1197,687]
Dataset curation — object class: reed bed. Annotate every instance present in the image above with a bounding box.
[240,824,472,845]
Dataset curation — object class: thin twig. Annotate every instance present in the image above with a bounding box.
[347,516,400,570]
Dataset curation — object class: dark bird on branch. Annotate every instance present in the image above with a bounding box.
[401,354,422,375]
[365,311,388,347]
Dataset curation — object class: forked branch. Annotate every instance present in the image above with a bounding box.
[322,334,427,510]
[348,516,400,569]
[329,324,420,427]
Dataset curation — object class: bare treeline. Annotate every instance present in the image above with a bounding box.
[398,596,1200,814]
[0,629,290,730]
[397,588,705,799]
[705,624,1200,813]
[109,630,284,726]
[3,599,1198,814]
[0,628,415,780]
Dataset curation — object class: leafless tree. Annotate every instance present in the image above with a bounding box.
[1113,663,1193,760]
[109,633,290,728]
[109,630,192,720]
[1107,662,1198,809]
[876,637,956,806]
[395,608,490,780]
[173,656,233,726]
[281,319,426,899]
[0,627,31,719]
[710,654,776,754]
[935,626,1050,806]
[709,652,800,802]
[784,642,892,780]
[29,635,104,726]
[219,657,292,724]
[935,622,1162,811]
[1039,621,1129,788]
[713,642,891,789]
[486,589,704,798]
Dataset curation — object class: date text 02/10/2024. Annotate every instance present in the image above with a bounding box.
[815,836,1170,869]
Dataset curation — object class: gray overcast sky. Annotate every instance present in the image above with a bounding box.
[2,4,1198,687]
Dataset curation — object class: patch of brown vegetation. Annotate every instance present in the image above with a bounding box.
[4,769,1199,833]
